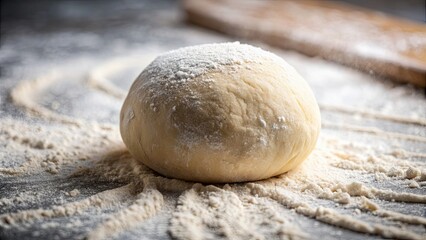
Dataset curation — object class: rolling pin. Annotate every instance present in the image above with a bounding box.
[183,0,426,87]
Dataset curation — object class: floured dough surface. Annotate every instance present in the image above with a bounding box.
[1,1,425,239]
[120,42,321,182]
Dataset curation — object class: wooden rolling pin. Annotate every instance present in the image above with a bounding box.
[183,0,426,87]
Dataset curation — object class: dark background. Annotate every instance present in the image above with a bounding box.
[1,0,425,36]
[0,1,425,240]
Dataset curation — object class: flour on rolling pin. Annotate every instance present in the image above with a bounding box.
[183,0,426,87]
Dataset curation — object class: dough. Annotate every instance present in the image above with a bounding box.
[120,42,321,183]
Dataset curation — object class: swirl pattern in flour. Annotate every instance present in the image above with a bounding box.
[0,49,425,240]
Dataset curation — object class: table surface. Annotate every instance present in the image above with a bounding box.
[0,1,425,240]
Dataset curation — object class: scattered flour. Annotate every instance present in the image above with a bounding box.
[0,49,425,240]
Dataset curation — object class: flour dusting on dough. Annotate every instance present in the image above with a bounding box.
[0,49,425,240]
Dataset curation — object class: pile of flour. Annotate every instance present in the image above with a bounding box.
[0,48,425,240]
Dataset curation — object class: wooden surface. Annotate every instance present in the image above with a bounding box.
[183,0,426,87]
[1,1,425,239]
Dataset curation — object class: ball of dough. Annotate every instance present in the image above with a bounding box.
[120,42,321,183]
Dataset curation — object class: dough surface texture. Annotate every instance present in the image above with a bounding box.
[120,42,321,183]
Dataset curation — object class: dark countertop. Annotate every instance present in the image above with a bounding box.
[1,1,425,239]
